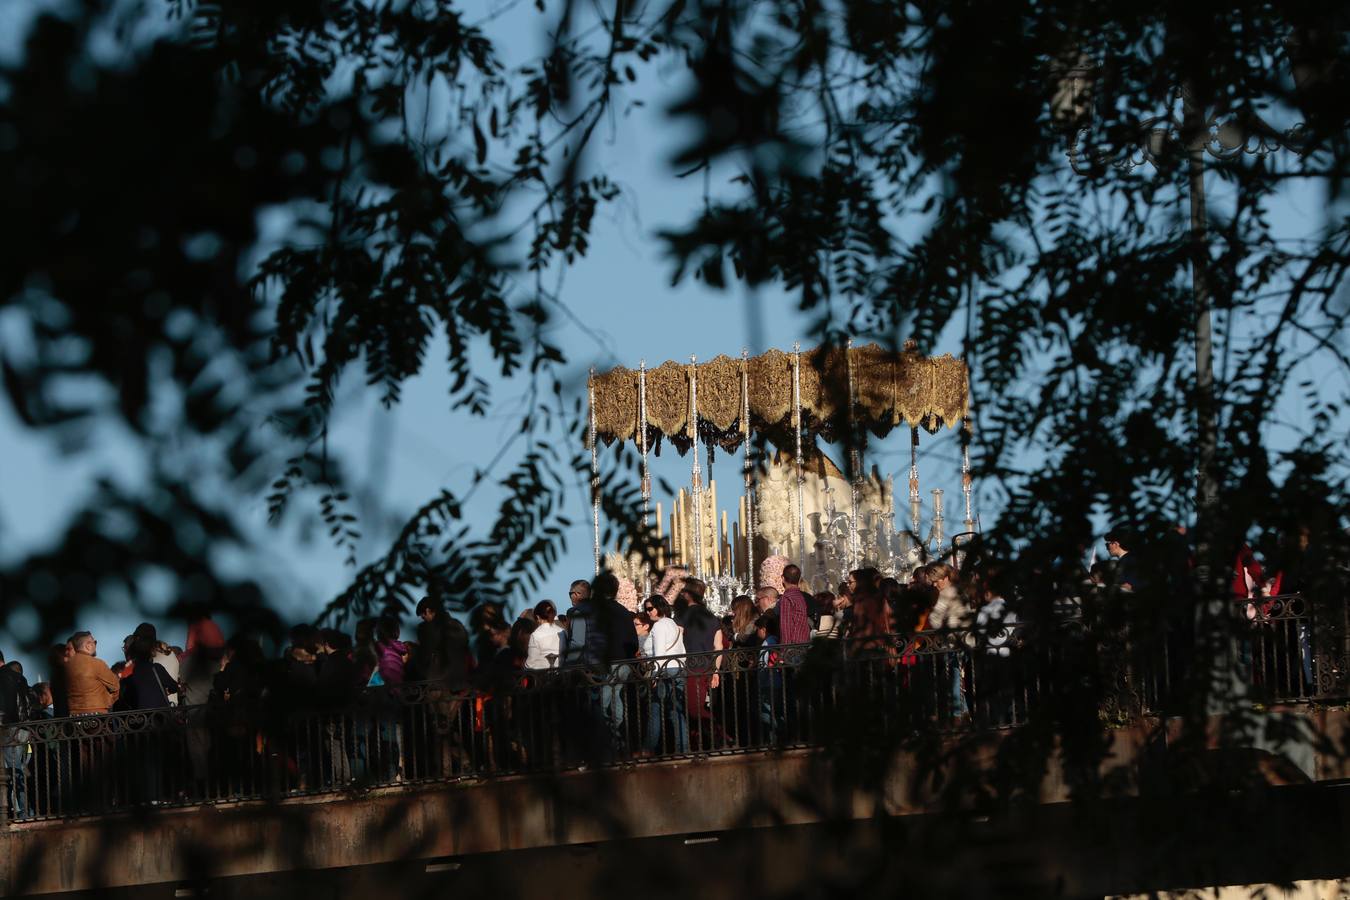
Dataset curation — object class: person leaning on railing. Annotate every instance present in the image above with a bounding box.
[1,649,35,819]
[778,565,813,646]
[922,563,973,722]
[638,595,689,756]
[563,573,639,765]
[971,573,1020,727]
[119,625,179,711]
[675,577,722,749]
[179,624,225,799]
[711,595,758,689]
[844,568,893,658]
[525,600,566,671]
[754,613,784,744]
[411,597,471,688]
[65,632,120,716]
[46,642,73,720]
[707,596,759,749]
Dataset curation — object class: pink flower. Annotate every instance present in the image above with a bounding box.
[759,555,789,593]
[616,577,640,612]
[657,567,690,603]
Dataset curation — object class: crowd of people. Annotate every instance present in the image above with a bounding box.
[0,527,1324,821]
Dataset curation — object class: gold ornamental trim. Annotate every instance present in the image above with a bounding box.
[592,366,637,442]
[697,354,741,430]
[644,361,688,438]
[591,343,968,446]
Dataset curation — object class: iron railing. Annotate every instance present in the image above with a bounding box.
[1,593,1343,825]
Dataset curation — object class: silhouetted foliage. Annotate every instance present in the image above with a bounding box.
[1,0,1349,895]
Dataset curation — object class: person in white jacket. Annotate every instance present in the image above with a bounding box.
[525,600,566,669]
[926,563,972,629]
[923,563,971,720]
[640,595,689,754]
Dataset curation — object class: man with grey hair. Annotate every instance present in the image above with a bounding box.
[752,585,790,744]
[755,585,780,615]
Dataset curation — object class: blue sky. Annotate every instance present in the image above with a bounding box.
[0,0,970,676]
[0,1,1341,678]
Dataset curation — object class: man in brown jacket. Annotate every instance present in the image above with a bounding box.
[64,632,119,715]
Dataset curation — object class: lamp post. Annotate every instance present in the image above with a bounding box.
[1055,57,1308,710]
[1058,71,1307,550]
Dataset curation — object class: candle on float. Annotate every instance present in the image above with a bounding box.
[674,491,682,565]
[710,507,720,576]
[655,501,665,569]
[737,494,746,571]
[709,479,719,576]
[671,492,680,566]
[731,521,740,578]
[685,493,692,573]
[678,490,689,565]
[720,509,729,576]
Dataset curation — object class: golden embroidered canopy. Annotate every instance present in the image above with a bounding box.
[590,344,969,447]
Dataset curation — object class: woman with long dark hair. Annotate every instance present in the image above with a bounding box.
[839,568,899,732]
[117,625,179,805]
[639,595,688,755]
[845,567,892,654]
[710,596,758,747]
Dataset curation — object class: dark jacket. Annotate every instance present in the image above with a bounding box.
[411,613,470,687]
[1113,553,1144,591]
[562,601,592,666]
[277,656,320,711]
[211,661,266,706]
[564,598,639,667]
[848,591,894,654]
[0,666,32,724]
[677,602,721,656]
[118,659,177,711]
[317,652,359,708]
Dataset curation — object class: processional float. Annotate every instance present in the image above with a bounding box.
[588,342,974,613]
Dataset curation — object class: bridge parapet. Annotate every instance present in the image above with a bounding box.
[3,597,1343,828]
[3,707,1348,896]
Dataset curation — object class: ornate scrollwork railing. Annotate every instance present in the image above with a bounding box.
[1,594,1338,826]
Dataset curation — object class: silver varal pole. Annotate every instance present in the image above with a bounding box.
[589,369,600,575]
[741,348,755,589]
[689,355,704,579]
[930,488,945,556]
[792,343,807,570]
[909,427,922,553]
[884,474,897,573]
[962,418,976,535]
[639,360,651,593]
[846,338,861,571]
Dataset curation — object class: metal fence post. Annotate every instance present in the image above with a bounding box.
[1311,592,1350,701]
[0,750,9,827]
